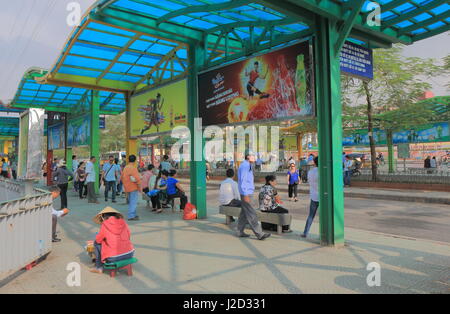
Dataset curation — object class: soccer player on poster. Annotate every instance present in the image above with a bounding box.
[245,61,270,100]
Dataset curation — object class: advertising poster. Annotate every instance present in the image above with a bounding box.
[343,122,450,146]
[130,79,188,137]
[48,123,65,150]
[67,114,91,147]
[198,41,314,127]
[280,136,298,151]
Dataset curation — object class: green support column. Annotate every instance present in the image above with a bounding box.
[188,43,207,218]
[91,90,101,194]
[314,16,345,246]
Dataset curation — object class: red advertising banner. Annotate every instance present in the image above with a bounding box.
[198,41,314,126]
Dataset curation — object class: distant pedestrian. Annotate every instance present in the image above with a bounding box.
[343,155,353,187]
[302,156,319,238]
[160,155,171,172]
[76,162,88,199]
[52,160,73,210]
[72,155,79,192]
[122,155,142,221]
[424,156,432,174]
[430,156,437,169]
[102,155,119,203]
[1,158,9,178]
[86,156,99,204]
[237,152,270,240]
[287,163,300,202]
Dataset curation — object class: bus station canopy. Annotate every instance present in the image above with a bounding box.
[0,117,20,137]
[30,0,448,95]
[9,68,126,115]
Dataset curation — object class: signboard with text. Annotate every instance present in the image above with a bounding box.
[340,41,373,80]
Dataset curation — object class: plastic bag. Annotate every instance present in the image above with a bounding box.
[183,202,197,220]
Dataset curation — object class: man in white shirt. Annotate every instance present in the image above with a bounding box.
[219,169,241,207]
[86,156,99,203]
[302,156,319,238]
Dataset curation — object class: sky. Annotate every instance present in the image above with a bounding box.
[0,0,449,105]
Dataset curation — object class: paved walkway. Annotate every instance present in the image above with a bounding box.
[1,189,449,294]
[180,178,450,205]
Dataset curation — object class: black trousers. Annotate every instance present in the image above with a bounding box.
[288,184,298,198]
[58,183,68,209]
[261,206,290,231]
[78,181,87,198]
[167,191,188,210]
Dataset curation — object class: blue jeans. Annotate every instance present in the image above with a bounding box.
[127,190,139,219]
[344,171,352,186]
[104,180,116,201]
[94,242,134,269]
[303,200,319,236]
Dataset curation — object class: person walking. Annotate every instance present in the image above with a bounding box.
[72,155,79,192]
[115,158,123,197]
[287,163,300,202]
[343,155,353,187]
[10,160,17,180]
[102,155,118,203]
[122,155,142,221]
[424,156,432,174]
[302,156,319,238]
[76,162,88,199]
[52,160,73,210]
[430,156,437,169]
[86,156,99,204]
[237,152,270,240]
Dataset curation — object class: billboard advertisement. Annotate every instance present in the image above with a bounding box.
[67,114,91,147]
[198,41,314,127]
[48,123,65,150]
[343,122,450,146]
[130,79,188,137]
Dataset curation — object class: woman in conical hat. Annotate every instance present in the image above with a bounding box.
[90,207,134,274]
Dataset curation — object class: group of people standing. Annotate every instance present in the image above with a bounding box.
[0,158,17,180]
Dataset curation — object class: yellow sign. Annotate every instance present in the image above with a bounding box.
[130,80,188,137]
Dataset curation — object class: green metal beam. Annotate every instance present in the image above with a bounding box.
[334,0,366,54]
[48,73,136,92]
[205,18,299,34]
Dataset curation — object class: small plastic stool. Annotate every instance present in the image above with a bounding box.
[103,258,138,278]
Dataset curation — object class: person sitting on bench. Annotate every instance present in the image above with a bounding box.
[166,170,188,211]
[258,175,293,233]
[219,168,241,222]
[90,207,135,274]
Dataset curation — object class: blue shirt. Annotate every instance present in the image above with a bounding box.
[1,162,8,171]
[238,160,254,196]
[287,170,299,185]
[102,163,116,182]
[166,177,178,195]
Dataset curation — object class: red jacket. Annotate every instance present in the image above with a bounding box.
[95,217,134,262]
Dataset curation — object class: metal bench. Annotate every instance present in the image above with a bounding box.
[103,257,138,278]
[219,206,292,235]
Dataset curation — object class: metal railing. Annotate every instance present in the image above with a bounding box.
[0,178,53,282]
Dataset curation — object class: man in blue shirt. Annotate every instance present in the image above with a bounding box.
[101,155,118,203]
[166,170,188,211]
[237,152,270,240]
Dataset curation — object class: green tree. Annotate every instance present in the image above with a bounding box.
[342,45,441,180]
[100,113,126,153]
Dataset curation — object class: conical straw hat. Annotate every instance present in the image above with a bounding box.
[93,206,124,225]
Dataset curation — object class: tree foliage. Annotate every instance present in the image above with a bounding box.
[100,113,126,153]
